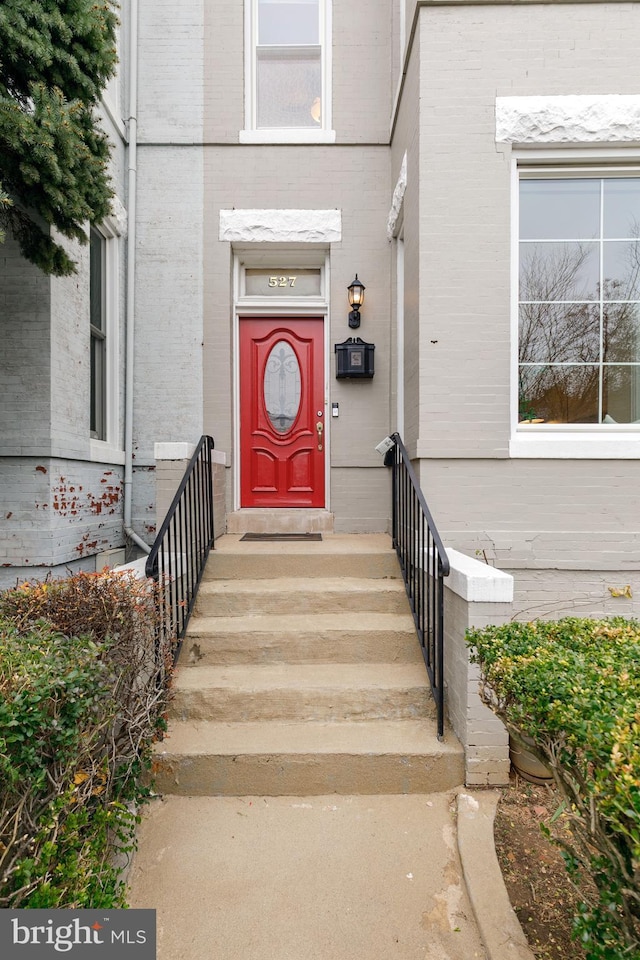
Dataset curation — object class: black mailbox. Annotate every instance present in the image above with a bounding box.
[334,337,375,379]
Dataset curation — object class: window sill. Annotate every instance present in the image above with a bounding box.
[239,129,336,145]
[510,429,640,459]
[89,439,126,465]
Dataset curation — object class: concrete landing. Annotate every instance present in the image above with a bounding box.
[128,791,487,960]
[203,533,401,580]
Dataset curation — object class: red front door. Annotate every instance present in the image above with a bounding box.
[240,317,325,507]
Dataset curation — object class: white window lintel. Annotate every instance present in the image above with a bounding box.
[497,95,640,145]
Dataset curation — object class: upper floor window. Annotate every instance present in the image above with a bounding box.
[518,176,640,426]
[88,216,122,458]
[242,0,334,142]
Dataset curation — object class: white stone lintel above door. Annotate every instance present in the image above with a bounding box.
[219,209,342,244]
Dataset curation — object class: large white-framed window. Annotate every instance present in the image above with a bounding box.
[511,158,640,458]
[89,218,122,462]
[241,0,334,144]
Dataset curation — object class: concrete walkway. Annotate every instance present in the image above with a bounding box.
[127,535,536,960]
[127,790,488,960]
[129,791,533,960]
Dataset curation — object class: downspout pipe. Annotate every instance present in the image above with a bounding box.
[123,0,150,555]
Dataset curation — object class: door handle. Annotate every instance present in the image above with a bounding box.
[316,421,324,450]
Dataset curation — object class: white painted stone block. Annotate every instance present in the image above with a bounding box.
[219,209,342,244]
[446,548,514,603]
[155,442,197,461]
[496,95,640,144]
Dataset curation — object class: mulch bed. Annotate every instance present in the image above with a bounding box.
[493,773,593,960]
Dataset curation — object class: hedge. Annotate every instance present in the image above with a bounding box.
[467,617,640,959]
[0,571,172,907]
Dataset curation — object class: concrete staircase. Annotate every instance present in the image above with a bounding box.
[152,534,464,796]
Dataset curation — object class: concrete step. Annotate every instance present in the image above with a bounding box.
[152,720,464,796]
[155,533,462,800]
[169,663,435,723]
[226,508,334,535]
[195,577,410,617]
[203,534,400,581]
[183,611,421,665]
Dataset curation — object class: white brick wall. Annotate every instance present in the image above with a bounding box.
[0,94,128,581]
[0,235,52,455]
[0,459,125,585]
[134,146,205,464]
[138,0,204,143]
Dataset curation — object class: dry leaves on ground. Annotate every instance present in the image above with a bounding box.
[493,773,595,960]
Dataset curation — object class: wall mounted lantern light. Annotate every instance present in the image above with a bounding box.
[347,274,366,329]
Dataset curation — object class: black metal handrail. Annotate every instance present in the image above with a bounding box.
[390,433,450,739]
[145,435,215,663]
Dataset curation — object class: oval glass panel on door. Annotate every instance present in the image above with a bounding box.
[240,317,325,507]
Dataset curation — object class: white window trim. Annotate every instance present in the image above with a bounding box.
[509,150,640,459]
[241,0,335,143]
[89,215,123,464]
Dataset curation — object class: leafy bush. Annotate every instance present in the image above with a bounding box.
[0,571,172,907]
[467,617,640,959]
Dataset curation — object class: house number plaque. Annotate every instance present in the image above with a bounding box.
[245,268,321,297]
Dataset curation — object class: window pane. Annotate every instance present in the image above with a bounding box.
[520,180,600,240]
[603,179,640,238]
[90,229,104,332]
[90,228,106,440]
[603,304,640,362]
[259,0,319,45]
[264,340,301,433]
[257,48,320,127]
[519,365,599,423]
[603,365,640,422]
[602,241,640,300]
[519,242,599,301]
[245,268,322,296]
[519,303,600,364]
[90,335,105,439]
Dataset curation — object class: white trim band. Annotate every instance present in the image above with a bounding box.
[239,129,336,144]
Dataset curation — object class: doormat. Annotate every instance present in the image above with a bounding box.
[240,533,323,542]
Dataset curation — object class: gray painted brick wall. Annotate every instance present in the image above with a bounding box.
[397,3,640,571]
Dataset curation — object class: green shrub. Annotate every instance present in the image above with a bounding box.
[0,571,172,907]
[467,617,640,959]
